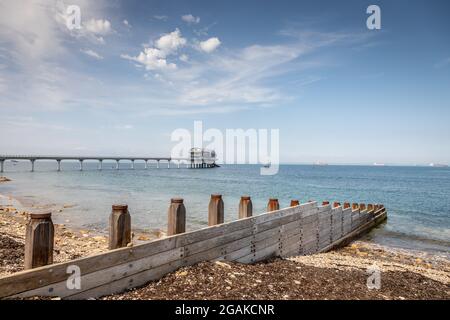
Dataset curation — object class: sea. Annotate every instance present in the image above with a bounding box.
[1,161,449,257]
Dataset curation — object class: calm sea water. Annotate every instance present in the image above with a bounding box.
[1,161,449,256]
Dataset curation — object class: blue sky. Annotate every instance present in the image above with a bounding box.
[0,0,449,164]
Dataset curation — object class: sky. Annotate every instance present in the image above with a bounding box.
[0,0,449,165]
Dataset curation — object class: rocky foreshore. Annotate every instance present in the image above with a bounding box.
[0,196,161,277]
[102,243,450,300]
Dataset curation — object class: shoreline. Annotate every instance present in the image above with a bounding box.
[0,192,163,277]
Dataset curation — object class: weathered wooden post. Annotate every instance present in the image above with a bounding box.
[352,203,359,210]
[25,212,54,269]
[109,204,131,250]
[290,199,300,207]
[267,198,279,212]
[167,198,186,236]
[343,202,351,209]
[374,204,380,211]
[322,201,330,206]
[208,194,224,226]
[359,203,366,211]
[238,196,253,219]
[333,202,341,208]
[367,204,374,212]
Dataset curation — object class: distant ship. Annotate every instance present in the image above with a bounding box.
[373,163,385,166]
[313,162,328,166]
[429,163,449,168]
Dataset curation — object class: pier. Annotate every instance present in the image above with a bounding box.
[0,148,217,173]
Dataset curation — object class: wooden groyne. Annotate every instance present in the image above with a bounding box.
[0,197,387,299]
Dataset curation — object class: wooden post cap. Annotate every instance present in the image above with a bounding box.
[290,200,300,207]
[352,203,359,210]
[322,201,330,206]
[29,212,52,219]
[333,202,341,208]
[343,202,351,209]
[209,194,224,226]
[359,203,366,210]
[112,204,128,211]
[171,198,184,204]
[267,198,280,212]
[239,196,253,219]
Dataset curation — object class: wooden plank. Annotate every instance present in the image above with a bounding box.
[253,202,316,225]
[224,245,253,262]
[0,234,178,298]
[183,234,254,266]
[184,226,253,256]
[254,206,315,234]
[65,259,184,300]
[12,246,184,299]
[319,209,387,254]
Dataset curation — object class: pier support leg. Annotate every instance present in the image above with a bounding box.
[208,194,224,226]
[98,160,103,170]
[167,198,186,236]
[145,160,148,169]
[157,160,159,169]
[25,212,54,269]
[239,196,253,219]
[267,198,279,212]
[116,160,120,170]
[109,204,131,249]
[167,161,170,169]
[131,160,134,170]
[0,160,4,173]
[79,160,83,171]
[31,159,35,172]
[177,161,180,169]
[57,160,61,172]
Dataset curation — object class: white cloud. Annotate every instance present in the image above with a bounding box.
[121,48,176,71]
[181,14,200,24]
[80,49,103,60]
[85,19,112,35]
[123,19,131,28]
[155,29,187,54]
[199,37,221,53]
[122,29,186,71]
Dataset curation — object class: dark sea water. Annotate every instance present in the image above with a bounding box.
[1,161,449,256]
